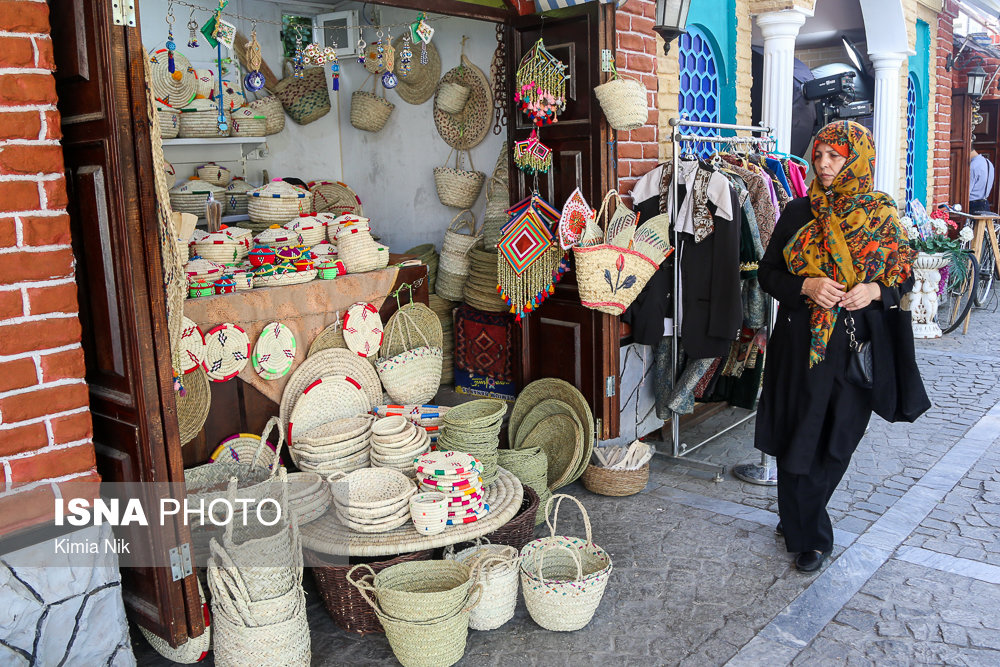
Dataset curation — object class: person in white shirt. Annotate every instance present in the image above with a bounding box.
[969,149,995,214]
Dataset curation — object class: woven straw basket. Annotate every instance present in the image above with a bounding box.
[197,162,231,187]
[248,95,285,135]
[224,177,254,215]
[169,179,225,217]
[231,107,267,137]
[581,462,649,496]
[248,180,306,228]
[351,75,395,132]
[573,190,659,315]
[445,543,519,631]
[274,66,331,125]
[179,101,231,138]
[434,150,485,209]
[436,210,481,301]
[157,106,180,139]
[482,175,509,251]
[594,73,649,131]
[339,228,382,274]
[436,81,471,115]
[377,346,443,405]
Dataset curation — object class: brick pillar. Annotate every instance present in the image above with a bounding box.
[0,0,98,537]
[933,1,956,206]
[614,0,660,205]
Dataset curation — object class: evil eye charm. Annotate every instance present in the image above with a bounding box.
[381,71,398,89]
[166,39,176,51]
[218,121,229,132]
[244,71,266,92]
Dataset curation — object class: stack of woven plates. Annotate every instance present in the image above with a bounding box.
[403,244,439,293]
[416,451,489,526]
[372,404,451,444]
[463,246,506,312]
[370,415,431,477]
[289,415,374,474]
[428,295,457,384]
[497,446,550,526]
[287,471,333,525]
[436,400,506,487]
[329,467,416,533]
[508,378,594,491]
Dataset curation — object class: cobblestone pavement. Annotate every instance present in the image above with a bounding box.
[132,292,1000,666]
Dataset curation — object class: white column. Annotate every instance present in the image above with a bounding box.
[756,10,809,154]
[869,51,908,197]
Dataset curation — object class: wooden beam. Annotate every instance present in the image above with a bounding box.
[362,0,512,23]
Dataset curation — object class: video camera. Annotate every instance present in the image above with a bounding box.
[802,71,873,127]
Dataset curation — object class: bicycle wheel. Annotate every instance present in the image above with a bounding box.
[939,251,979,335]
[974,223,997,306]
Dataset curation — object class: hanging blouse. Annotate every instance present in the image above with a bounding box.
[718,156,778,248]
[786,160,809,198]
[666,159,734,243]
[765,157,793,196]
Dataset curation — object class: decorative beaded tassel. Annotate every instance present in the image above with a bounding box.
[186,9,199,48]
[328,46,340,91]
[165,3,179,78]
[381,28,398,88]
[243,23,265,91]
[495,195,567,321]
[293,29,305,79]
[357,36,367,65]
[400,33,413,76]
[515,39,568,126]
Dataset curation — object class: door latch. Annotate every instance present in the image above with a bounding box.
[605,375,616,397]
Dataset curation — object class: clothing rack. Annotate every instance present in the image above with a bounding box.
[655,117,778,483]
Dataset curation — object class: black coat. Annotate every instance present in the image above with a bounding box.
[753,197,907,474]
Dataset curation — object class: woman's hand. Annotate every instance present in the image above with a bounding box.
[801,277,846,308]
[839,283,882,311]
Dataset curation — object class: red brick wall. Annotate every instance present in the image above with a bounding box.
[0,0,98,536]
[615,0,659,205]
[934,1,955,206]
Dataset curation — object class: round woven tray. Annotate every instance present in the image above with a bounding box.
[176,368,210,445]
[510,378,594,485]
[252,322,297,380]
[179,316,206,374]
[288,374,371,442]
[343,302,384,359]
[581,462,649,497]
[280,348,382,436]
[300,468,523,556]
[202,323,250,382]
[310,181,364,217]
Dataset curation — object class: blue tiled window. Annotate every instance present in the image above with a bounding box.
[905,75,917,214]
[678,26,720,158]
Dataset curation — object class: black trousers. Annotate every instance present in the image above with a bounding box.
[776,375,871,553]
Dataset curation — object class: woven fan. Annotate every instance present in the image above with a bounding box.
[496,194,568,321]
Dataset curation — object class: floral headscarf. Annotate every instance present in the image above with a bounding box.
[784,120,915,367]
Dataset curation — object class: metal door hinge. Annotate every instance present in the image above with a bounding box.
[169,543,193,581]
[605,375,616,397]
[112,0,136,27]
[594,418,603,441]
[601,50,614,73]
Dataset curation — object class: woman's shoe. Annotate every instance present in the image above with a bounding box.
[795,549,832,572]
[775,521,783,536]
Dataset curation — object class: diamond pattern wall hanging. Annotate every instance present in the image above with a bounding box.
[496,195,568,321]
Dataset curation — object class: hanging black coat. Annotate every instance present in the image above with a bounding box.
[753,197,905,475]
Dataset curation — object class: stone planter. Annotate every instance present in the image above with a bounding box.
[901,251,951,338]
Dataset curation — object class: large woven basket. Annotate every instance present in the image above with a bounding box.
[594,73,649,131]
[436,210,481,301]
[230,107,267,137]
[248,180,306,228]
[581,462,649,497]
[350,559,475,623]
[179,100,231,138]
[224,177,254,215]
[381,304,444,359]
[157,105,180,139]
[338,228,382,274]
[196,162,231,187]
[377,346,443,405]
[248,95,285,135]
[481,174,509,251]
[434,150,485,209]
[274,66,330,125]
[444,543,519,631]
[306,548,434,635]
[351,75,394,132]
[169,179,225,217]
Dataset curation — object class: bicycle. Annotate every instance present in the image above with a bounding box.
[973,215,1000,306]
[935,205,987,334]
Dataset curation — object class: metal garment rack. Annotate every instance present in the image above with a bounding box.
[654,117,778,483]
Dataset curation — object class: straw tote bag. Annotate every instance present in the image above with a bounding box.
[274,65,331,125]
[434,149,486,209]
[572,190,659,315]
[593,68,649,132]
[351,74,395,133]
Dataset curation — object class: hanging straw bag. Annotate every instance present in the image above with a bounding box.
[248,95,285,135]
[519,494,612,632]
[376,346,443,406]
[481,174,510,251]
[444,541,519,631]
[436,210,481,301]
[184,417,284,508]
[573,190,660,315]
[351,74,395,133]
[274,65,331,125]
[593,67,649,132]
[434,150,486,209]
[436,81,471,115]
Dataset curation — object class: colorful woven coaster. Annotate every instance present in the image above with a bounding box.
[179,316,206,374]
[202,323,250,382]
[252,322,297,380]
[414,450,481,476]
[343,302,384,359]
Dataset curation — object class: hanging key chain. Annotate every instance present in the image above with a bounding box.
[327,44,340,91]
[400,33,413,76]
[381,27,397,88]
[293,27,305,79]
[165,2,178,76]
[186,8,199,48]
[244,21,266,91]
[357,35,367,65]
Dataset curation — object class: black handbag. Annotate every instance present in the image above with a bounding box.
[865,305,931,422]
[845,311,873,389]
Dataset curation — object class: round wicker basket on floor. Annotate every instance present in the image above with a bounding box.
[581,462,649,497]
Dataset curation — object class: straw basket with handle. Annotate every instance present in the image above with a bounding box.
[351,74,395,133]
[435,210,481,301]
[248,95,285,135]
[274,65,330,125]
[572,190,660,315]
[433,149,486,209]
[593,66,649,132]
[481,174,509,251]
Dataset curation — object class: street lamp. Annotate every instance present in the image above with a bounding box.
[968,65,988,99]
[653,0,691,54]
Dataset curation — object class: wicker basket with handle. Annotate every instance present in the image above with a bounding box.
[593,68,649,131]
[273,66,330,125]
[433,149,485,209]
[351,74,395,133]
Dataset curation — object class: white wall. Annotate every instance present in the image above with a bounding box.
[140,0,505,252]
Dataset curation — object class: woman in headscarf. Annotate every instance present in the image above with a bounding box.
[754,120,916,572]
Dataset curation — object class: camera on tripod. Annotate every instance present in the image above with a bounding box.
[802,71,874,128]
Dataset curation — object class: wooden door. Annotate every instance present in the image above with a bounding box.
[972,98,1000,213]
[950,92,973,212]
[51,0,203,646]
[507,4,620,438]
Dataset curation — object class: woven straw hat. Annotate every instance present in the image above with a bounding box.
[148,48,197,107]
[176,368,211,446]
[434,55,493,151]
[392,36,442,106]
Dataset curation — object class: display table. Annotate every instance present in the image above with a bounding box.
[181,259,428,465]
[300,469,523,557]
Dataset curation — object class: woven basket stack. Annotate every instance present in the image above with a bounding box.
[481,148,510,250]
[370,415,431,477]
[207,470,311,666]
[179,99,231,138]
[445,541,519,631]
[247,180,308,233]
[372,404,451,445]
[376,303,444,404]
[287,471,333,526]
[463,246,506,312]
[436,400,506,488]
[498,446,551,526]
[349,559,480,667]
[224,177,254,215]
[184,256,226,285]
[230,106,267,137]
[248,95,285,135]
[435,210,481,302]
[403,244,439,293]
[330,467,417,534]
[169,178,225,217]
[428,295,457,384]
[290,415,374,475]
[415,450,488,527]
